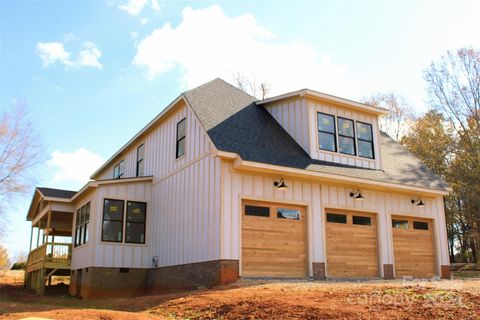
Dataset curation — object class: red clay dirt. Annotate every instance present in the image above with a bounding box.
[1,275,479,320]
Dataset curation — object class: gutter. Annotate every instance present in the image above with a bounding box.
[214,152,451,196]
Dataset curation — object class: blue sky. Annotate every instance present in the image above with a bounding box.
[1,0,479,258]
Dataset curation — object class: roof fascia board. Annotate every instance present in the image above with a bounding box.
[72,176,153,202]
[90,95,185,179]
[215,152,450,196]
[257,89,389,115]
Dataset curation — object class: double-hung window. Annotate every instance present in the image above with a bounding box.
[102,199,147,244]
[136,144,144,177]
[125,201,146,244]
[75,202,90,247]
[317,112,375,160]
[176,118,186,159]
[102,199,124,242]
[357,122,374,159]
[113,160,125,179]
[317,113,336,152]
[338,117,355,155]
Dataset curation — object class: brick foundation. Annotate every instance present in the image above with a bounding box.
[383,264,394,279]
[441,265,451,279]
[70,259,239,299]
[312,262,326,280]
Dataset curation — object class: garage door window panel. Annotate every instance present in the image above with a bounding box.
[245,205,270,217]
[327,213,347,224]
[353,215,372,226]
[392,220,409,229]
[277,208,301,220]
[413,221,429,230]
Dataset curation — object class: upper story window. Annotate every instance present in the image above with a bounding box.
[317,112,375,159]
[357,122,374,159]
[317,113,336,152]
[338,117,355,156]
[176,118,186,159]
[136,144,145,177]
[75,202,90,247]
[113,160,125,179]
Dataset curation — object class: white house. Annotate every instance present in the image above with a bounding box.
[24,79,451,298]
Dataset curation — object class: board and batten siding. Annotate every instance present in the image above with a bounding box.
[71,190,95,270]
[265,98,310,154]
[73,98,221,269]
[220,160,449,277]
[96,100,215,183]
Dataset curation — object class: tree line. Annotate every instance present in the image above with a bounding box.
[366,48,480,264]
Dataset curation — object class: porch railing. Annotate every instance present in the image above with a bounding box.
[26,242,72,270]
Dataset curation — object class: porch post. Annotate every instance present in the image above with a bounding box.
[29,226,33,252]
[36,223,40,247]
[46,211,51,244]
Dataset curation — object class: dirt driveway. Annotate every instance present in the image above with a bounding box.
[1,278,479,320]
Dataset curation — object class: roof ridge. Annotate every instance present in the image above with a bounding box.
[183,77,257,100]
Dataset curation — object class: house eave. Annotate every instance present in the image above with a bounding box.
[215,152,451,196]
[256,89,389,116]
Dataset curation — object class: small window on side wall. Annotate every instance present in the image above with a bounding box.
[245,205,270,217]
[113,160,125,179]
[413,221,429,230]
[176,118,186,159]
[327,213,347,224]
[136,144,144,177]
[392,219,409,229]
[102,199,124,242]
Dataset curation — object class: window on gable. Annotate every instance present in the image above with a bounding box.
[176,118,186,159]
[338,117,355,155]
[357,122,374,159]
[318,113,336,152]
[113,160,125,179]
[75,202,90,247]
[102,199,124,242]
[136,144,144,177]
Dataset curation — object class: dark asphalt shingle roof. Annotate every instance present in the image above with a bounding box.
[184,78,449,191]
[37,187,77,199]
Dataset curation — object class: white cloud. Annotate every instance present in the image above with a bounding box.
[78,42,103,69]
[133,5,354,98]
[140,18,148,25]
[118,0,160,16]
[47,148,104,185]
[36,41,102,69]
[36,42,72,68]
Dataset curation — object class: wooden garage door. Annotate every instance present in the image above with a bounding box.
[326,210,378,278]
[392,216,436,278]
[242,201,306,278]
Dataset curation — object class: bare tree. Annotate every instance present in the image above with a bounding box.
[0,101,43,218]
[0,246,9,269]
[234,73,271,100]
[362,93,415,141]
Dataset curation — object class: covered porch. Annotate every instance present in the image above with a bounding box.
[25,187,76,295]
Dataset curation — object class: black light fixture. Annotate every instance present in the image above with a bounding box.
[273,178,288,190]
[349,188,365,201]
[411,197,426,207]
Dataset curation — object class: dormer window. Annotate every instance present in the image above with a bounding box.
[317,113,336,152]
[338,117,355,155]
[357,122,374,159]
[317,112,375,160]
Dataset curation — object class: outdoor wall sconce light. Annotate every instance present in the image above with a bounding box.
[349,188,365,201]
[273,178,288,190]
[411,197,426,207]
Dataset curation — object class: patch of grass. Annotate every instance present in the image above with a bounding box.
[452,271,480,279]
